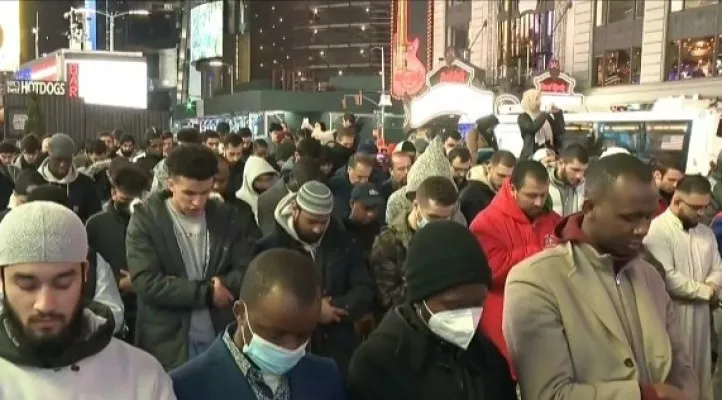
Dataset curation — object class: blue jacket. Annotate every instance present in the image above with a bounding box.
[171,327,347,400]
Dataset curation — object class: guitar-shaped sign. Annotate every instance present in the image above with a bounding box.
[391,37,427,98]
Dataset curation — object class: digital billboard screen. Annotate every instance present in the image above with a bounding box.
[190,1,223,63]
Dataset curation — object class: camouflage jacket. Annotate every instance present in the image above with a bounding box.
[370,212,415,310]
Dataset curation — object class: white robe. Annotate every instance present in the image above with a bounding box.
[0,322,176,399]
[644,209,722,400]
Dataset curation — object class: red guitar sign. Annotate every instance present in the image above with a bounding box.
[391,37,427,98]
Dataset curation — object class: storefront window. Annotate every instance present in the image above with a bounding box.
[592,48,642,86]
[446,27,469,57]
[595,0,644,26]
[496,9,554,84]
[665,36,715,81]
[671,0,719,12]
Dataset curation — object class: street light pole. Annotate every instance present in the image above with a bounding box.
[72,8,149,52]
[109,16,115,52]
[371,46,386,138]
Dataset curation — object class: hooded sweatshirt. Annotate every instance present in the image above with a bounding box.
[273,191,323,258]
[236,155,278,220]
[385,136,467,225]
[38,158,101,222]
[0,307,175,399]
[470,178,560,373]
[548,166,585,217]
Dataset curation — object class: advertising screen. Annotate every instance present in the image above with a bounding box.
[0,1,20,72]
[73,59,148,109]
[190,1,223,63]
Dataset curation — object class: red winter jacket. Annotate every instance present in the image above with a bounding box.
[470,179,561,377]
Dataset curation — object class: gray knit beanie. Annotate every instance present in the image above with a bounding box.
[0,201,88,266]
[48,133,76,160]
[296,181,333,216]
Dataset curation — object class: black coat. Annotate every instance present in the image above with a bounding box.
[348,304,517,400]
[126,192,256,370]
[86,203,136,338]
[254,219,375,376]
[459,180,496,224]
[517,110,565,160]
[44,173,101,222]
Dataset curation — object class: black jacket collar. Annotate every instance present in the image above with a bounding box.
[0,304,114,369]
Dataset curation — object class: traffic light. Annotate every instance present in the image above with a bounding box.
[185,100,196,112]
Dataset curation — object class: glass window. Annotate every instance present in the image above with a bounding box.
[592,48,641,87]
[595,0,605,26]
[607,0,635,23]
[665,36,715,81]
[446,27,469,54]
[595,0,644,25]
[671,0,719,11]
[684,0,719,9]
[495,10,553,85]
[635,0,645,18]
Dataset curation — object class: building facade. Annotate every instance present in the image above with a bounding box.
[248,0,392,88]
[432,0,722,108]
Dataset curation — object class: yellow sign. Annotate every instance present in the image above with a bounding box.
[0,0,20,72]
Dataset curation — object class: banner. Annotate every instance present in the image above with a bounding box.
[6,80,67,96]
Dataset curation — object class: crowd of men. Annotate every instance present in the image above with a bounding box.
[1,112,722,400]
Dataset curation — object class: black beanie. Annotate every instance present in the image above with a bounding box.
[405,220,491,302]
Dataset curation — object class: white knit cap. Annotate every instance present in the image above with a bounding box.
[600,147,631,159]
[532,148,554,162]
[0,201,88,266]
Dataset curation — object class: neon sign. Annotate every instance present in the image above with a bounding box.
[532,58,584,110]
[67,63,79,99]
[405,50,494,127]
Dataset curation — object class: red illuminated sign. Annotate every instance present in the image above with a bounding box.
[67,63,79,99]
[438,67,469,84]
[391,37,427,98]
[538,80,571,94]
[533,58,577,96]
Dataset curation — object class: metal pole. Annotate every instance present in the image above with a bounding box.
[109,15,115,51]
[34,11,39,59]
[229,65,234,94]
[379,46,386,140]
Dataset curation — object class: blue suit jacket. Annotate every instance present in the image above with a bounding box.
[171,331,347,400]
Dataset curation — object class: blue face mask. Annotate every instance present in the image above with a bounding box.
[241,304,307,375]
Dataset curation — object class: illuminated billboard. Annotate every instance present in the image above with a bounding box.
[0,1,20,72]
[190,1,223,63]
[72,59,148,109]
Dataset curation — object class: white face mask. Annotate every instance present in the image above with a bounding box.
[424,301,482,350]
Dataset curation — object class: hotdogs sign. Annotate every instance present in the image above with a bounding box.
[6,80,67,96]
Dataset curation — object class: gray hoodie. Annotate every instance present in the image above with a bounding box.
[274,191,323,259]
[547,166,584,217]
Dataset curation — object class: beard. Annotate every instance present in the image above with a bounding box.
[120,149,135,157]
[293,216,324,244]
[2,293,84,360]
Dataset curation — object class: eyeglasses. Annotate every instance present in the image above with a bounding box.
[679,198,708,212]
